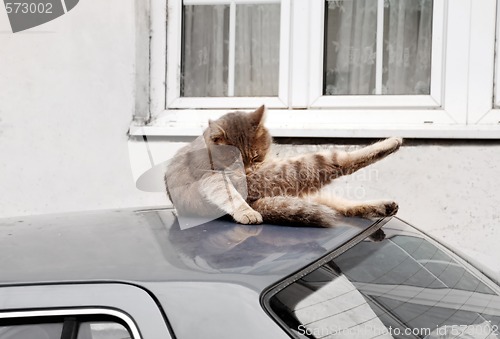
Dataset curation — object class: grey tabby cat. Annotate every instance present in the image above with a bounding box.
[165,105,402,227]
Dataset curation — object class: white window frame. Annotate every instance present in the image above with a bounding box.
[306,0,445,109]
[466,0,500,125]
[165,0,291,109]
[132,0,500,138]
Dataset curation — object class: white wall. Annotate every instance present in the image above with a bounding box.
[0,0,162,217]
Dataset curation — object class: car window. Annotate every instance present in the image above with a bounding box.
[266,230,500,339]
[0,316,132,339]
[77,322,131,339]
[0,323,63,339]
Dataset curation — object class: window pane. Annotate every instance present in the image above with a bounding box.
[324,0,433,96]
[268,235,500,339]
[324,0,378,95]
[234,4,280,96]
[181,2,280,98]
[392,235,495,294]
[0,323,63,339]
[77,322,131,339]
[383,0,433,94]
[0,319,132,339]
[181,5,229,97]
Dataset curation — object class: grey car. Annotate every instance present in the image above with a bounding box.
[0,208,499,339]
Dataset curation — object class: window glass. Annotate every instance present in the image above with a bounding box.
[0,317,132,339]
[382,0,433,95]
[181,2,280,97]
[181,5,230,97]
[234,4,280,96]
[324,0,378,95]
[324,0,433,95]
[268,234,500,339]
[77,322,131,339]
[0,323,63,339]
[391,235,495,294]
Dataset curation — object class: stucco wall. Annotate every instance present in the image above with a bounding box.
[0,0,160,217]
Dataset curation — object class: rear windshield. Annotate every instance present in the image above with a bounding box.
[266,221,500,339]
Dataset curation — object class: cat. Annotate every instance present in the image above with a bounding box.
[164,105,402,228]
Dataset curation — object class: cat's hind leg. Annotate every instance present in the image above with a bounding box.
[251,196,388,240]
[250,196,341,227]
[311,193,398,218]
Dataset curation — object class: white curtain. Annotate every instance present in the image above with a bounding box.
[235,4,280,96]
[182,4,280,97]
[325,0,378,95]
[384,0,433,94]
[182,5,229,97]
[325,0,433,95]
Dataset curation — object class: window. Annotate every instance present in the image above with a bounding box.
[166,0,290,109]
[310,0,444,108]
[0,322,63,339]
[166,0,443,109]
[0,314,132,339]
[323,0,433,96]
[181,3,281,97]
[0,285,173,339]
[136,0,500,138]
[265,226,500,339]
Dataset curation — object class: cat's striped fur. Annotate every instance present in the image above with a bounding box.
[165,106,402,227]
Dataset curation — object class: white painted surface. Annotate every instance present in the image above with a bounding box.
[0,0,163,217]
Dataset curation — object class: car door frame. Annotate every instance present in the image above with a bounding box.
[0,282,174,339]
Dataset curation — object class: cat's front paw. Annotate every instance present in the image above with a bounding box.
[233,208,263,225]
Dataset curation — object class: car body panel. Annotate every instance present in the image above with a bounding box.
[0,208,386,291]
[145,281,289,339]
[0,208,389,339]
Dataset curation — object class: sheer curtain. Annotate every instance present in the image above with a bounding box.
[324,0,433,95]
[235,4,280,96]
[325,0,378,95]
[182,5,229,97]
[383,0,433,94]
[182,4,280,97]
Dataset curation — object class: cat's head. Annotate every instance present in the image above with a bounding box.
[205,105,272,167]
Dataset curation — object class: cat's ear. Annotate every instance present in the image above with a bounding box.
[250,105,266,128]
[208,119,227,144]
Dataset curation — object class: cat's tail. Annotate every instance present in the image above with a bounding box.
[250,196,341,228]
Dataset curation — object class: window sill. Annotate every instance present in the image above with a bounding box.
[129,109,500,139]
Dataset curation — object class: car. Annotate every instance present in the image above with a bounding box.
[0,208,499,339]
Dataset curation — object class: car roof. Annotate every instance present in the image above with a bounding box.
[0,208,388,293]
